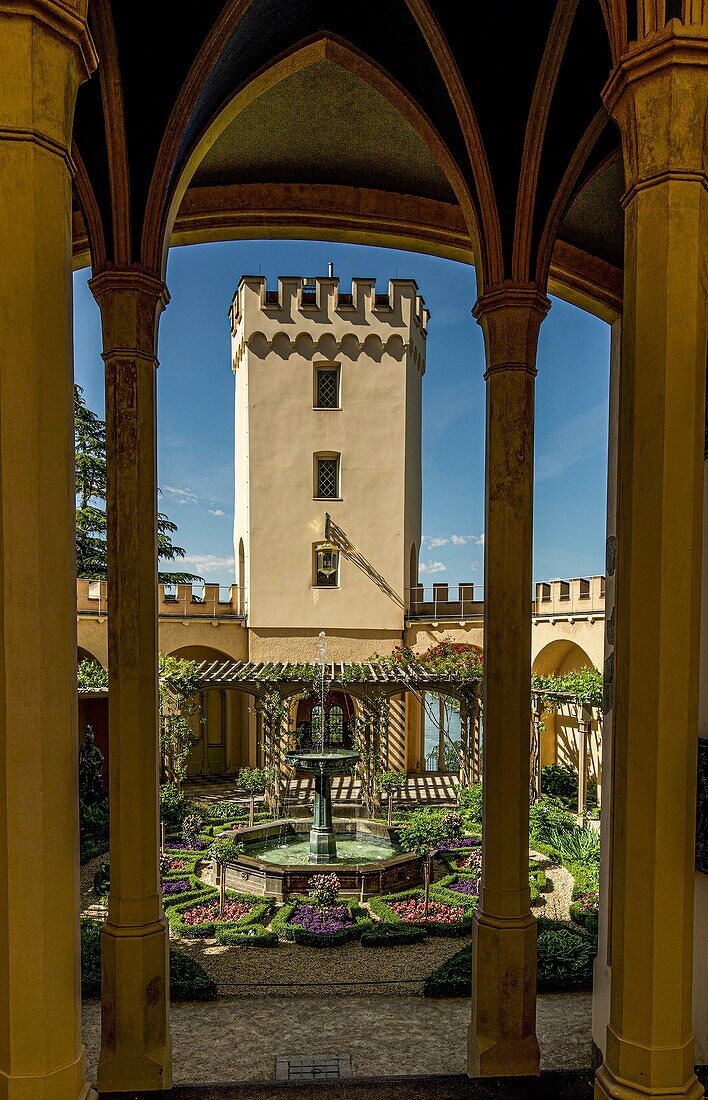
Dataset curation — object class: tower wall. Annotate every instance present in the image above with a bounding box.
[231,275,426,650]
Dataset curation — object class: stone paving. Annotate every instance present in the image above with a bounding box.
[83,992,593,1086]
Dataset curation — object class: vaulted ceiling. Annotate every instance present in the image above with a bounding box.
[71,0,639,313]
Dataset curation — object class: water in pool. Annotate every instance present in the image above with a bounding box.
[245,835,402,866]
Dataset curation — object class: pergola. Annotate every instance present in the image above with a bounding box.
[1,4,707,1100]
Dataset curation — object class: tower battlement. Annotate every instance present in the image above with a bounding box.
[230,274,429,340]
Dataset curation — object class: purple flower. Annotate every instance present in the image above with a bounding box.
[162,878,191,896]
[449,878,479,896]
[438,836,480,851]
[289,903,354,935]
[165,839,208,851]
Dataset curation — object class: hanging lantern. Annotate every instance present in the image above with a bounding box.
[316,542,339,578]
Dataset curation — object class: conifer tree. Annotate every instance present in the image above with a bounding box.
[74,385,201,582]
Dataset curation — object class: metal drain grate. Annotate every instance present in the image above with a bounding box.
[276,1054,353,1081]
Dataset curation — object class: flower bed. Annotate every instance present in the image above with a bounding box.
[446,878,479,898]
[438,836,481,852]
[390,898,465,926]
[569,891,599,936]
[165,838,209,852]
[270,896,369,947]
[168,890,271,938]
[369,888,473,936]
[454,848,483,873]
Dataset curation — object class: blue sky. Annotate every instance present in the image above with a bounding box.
[73,240,610,586]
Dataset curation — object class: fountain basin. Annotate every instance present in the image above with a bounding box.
[285,748,360,863]
[215,818,424,901]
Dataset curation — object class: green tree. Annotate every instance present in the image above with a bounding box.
[238,767,267,826]
[399,808,454,920]
[376,769,407,826]
[74,384,201,582]
[158,654,203,787]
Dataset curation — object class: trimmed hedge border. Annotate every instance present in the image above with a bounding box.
[216,923,279,947]
[168,891,272,938]
[360,921,427,947]
[368,888,473,937]
[270,897,371,947]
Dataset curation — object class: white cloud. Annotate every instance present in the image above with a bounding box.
[419,560,446,575]
[164,485,198,505]
[535,402,607,484]
[475,533,484,547]
[450,534,472,545]
[470,561,479,572]
[208,509,226,517]
[180,554,235,576]
[427,537,449,549]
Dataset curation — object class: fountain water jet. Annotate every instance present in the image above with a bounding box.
[285,631,360,863]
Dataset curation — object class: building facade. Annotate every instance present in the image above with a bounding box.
[231,273,427,661]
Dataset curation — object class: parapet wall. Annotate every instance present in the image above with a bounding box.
[533,576,605,616]
[76,579,246,618]
[230,275,429,372]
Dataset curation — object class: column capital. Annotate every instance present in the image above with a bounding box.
[89,267,170,364]
[602,26,708,199]
[472,283,551,377]
[0,1,97,77]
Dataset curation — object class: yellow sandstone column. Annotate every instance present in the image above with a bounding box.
[595,27,708,1100]
[469,286,550,1076]
[0,5,96,1099]
[89,270,172,1092]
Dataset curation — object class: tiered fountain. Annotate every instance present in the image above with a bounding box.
[216,633,424,899]
[284,632,360,863]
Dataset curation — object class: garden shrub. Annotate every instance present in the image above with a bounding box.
[81,917,102,996]
[536,919,595,992]
[541,764,578,806]
[423,916,596,997]
[159,784,187,827]
[169,949,218,1000]
[93,860,110,896]
[81,917,217,1000]
[79,798,109,865]
[457,783,483,826]
[544,824,600,864]
[423,942,471,997]
[216,923,278,947]
[529,796,576,843]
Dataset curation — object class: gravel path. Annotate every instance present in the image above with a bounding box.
[81,992,592,1084]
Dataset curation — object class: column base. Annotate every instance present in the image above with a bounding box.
[595,1063,704,1099]
[97,918,172,1094]
[309,827,338,862]
[0,1057,97,1100]
[468,909,539,1077]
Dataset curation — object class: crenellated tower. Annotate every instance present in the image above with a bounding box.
[229,273,428,660]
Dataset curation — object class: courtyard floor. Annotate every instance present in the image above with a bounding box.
[83,991,593,1086]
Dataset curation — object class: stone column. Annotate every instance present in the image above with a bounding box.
[89,269,172,1093]
[592,317,621,1065]
[595,32,707,1100]
[469,285,550,1077]
[0,5,95,1099]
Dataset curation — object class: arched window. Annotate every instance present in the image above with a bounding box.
[328,705,344,745]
